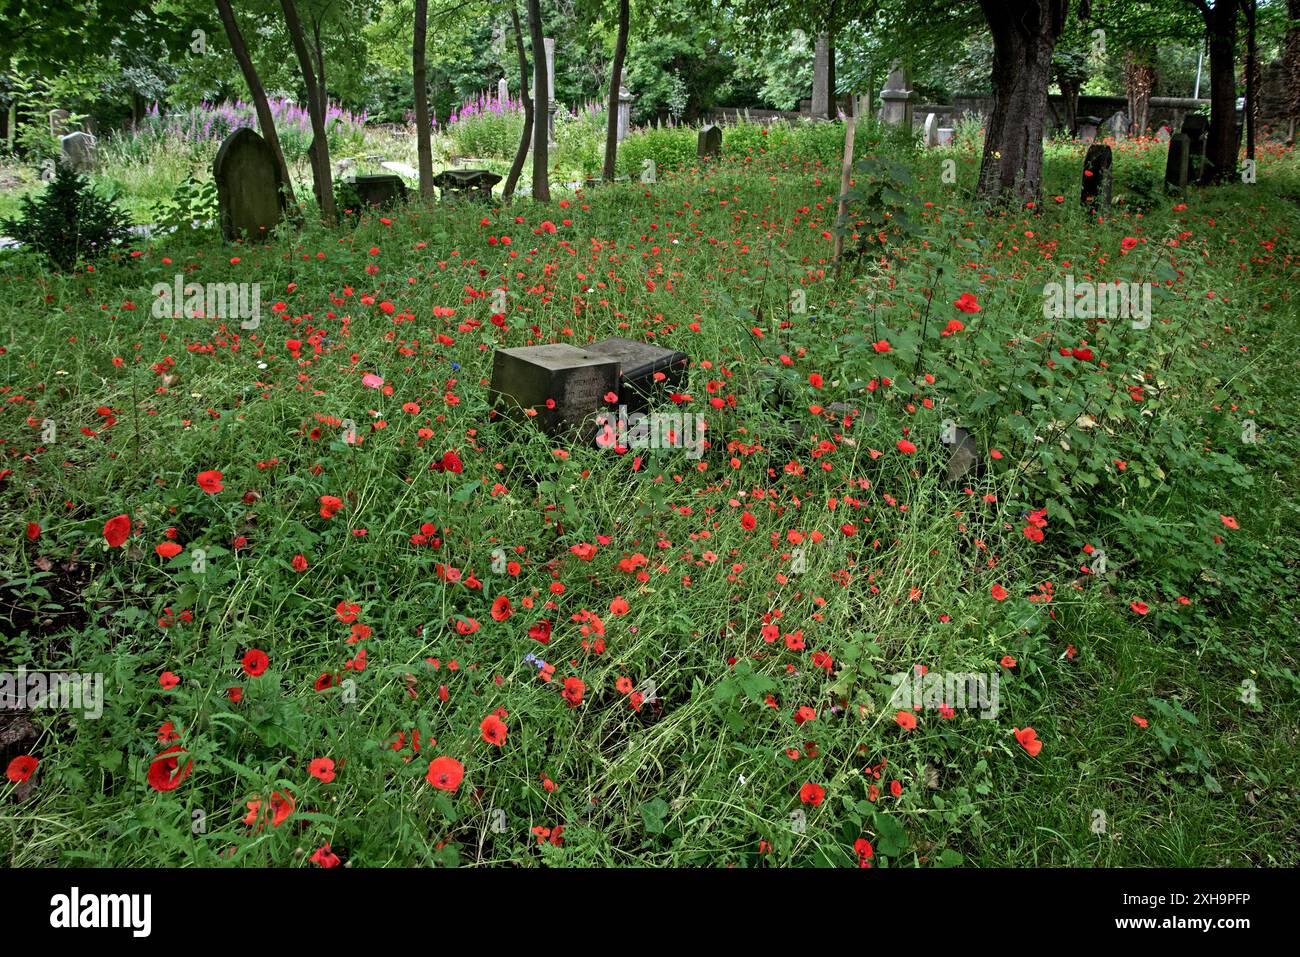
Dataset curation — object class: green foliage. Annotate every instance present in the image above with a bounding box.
[1,161,132,269]
[150,174,219,232]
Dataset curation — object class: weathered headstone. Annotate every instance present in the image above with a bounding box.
[497,77,509,105]
[879,61,914,128]
[617,86,633,142]
[936,127,954,146]
[1105,111,1129,140]
[1180,114,1208,181]
[697,124,722,163]
[213,127,287,242]
[48,109,71,136]
[59,132,96,171]
[346,173,408,208]
[1164,133,1191,191]
[1076,115,1102,143]
[544,37,557,144]
[432,168,502,202]
[489,344,621,442]
[587,337,689,415]
[811,34,832,119]
[922,113,939,148]
[1080,143,1113,212]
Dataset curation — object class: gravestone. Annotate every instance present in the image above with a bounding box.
[497,77,509,105]
[432,168,502,202]
[811,34,832,119]
[1105,111,1129,140]
[879,61,914,127]
[1080,143,1113,212]
[59,132,96,171]
[1076,115,1102,143]
[922,113,939,148]
[346,173,408,208]
[213,127,287,242]
[49,109,71,136]
[617,86,633,142]
[1180,114,1208,181]
[936,127,954,146]
[1164,133,1191,191]
[697,125,722,163]
[1155,126,1171,142]
[587,337,689,415]
[489,344,621,442]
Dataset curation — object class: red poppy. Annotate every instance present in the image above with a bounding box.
[308,757,336,783]
[6,755,38,784]
[799,782,826,806]
[480,715,508,746]
[896,438,917,454]
[528,620,552,644]
[291,554,309,572]
[159,671,180,690]
[103,514,131,548]
[490,595,512,621]
[608,595,629,616]
[310,843,341,868]
[147,745,193,791]
[953,292,981,313]
[1013,727,1042,757]
[895,711,917,730]
[561,676,586,708]
[196,470,224,494]
[242,648,269,677]
[155,542,183,558]
[426,756,464,791]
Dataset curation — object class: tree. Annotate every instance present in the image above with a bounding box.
[214,0,299,212]
[414,0,434,198]
[503,4,534,200]
[281,0,337,223]
[1187,0,1240,183]
[527,0,550,201]
[1287,0,1300,142]
[601,0,629,182]
[974,0,1070,206]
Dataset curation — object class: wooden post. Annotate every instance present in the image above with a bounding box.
[832,94,862,273]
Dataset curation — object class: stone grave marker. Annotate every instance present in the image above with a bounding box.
[60,132,97,171]
[617,86,633,142]
[1076,115,1102,143]
[432,168,502,202]
[1164,133,1191,191]
[879,61,915,127]
[346,173,408,208]
[497,77,509,104]
[213,127,287,242]
[1080,143,1113,212]
[936,127,954,146]
[922,113,939,148]
[1180,114,1208,180]
[697,124,722,163]
[489,344,621,442]
[587,337,689,415]
[1106,111,1129,140]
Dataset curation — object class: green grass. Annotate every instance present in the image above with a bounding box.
[0,132,1296,868]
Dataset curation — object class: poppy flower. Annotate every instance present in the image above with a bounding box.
[196,470,224,494]
[799,782,825,806]
[1000,655,1017,668]
[991,583,1008,601]
[6,755,38,784]
[426,756,464,791]
[242,648,269,677]
[561,676,586,708]
[896,439,917,454]
[1219,514,1238,529]
[147,745,193,791]
[159,671,180,690]
[616,676,634,694]
[1130,601,1149,615]
[310,843,341,868]
[103,514,131,548]
[25,522,40,541]
[491,595,512,621]
[895,711,917,730]
[480,715,508,746]
[155,542,183,559]
[1132,714,1149,728]
[953,292,981,313]
[528,620,552,644]
[1120,237,1139,251]
[269,790,295,827]
[1013,727,1042,757]
[608,595,629,616]
[292,554,309,572]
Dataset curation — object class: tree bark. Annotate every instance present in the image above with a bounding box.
[281,0,336,224]
[975,0,1068,206]
[504,4,534,200]
[414,0,434,198]
[1197,0,1240,184]
[1124,46,1156,134]
[527,0,550,201]
[213,0,298,212]
[1244,0,1257,161]
[602,0,629,182]
[1286,0,1300,143]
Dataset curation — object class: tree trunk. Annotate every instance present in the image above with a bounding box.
[504,5,534,201]
[527,0,550,201]
[975,0,1067,206]
[832,93,860,272]
[1198,0,1240,184]
[1244,0,1257,161]
[1124,46,1156,134]
[281,0,336,224]
[602,0,629,182]
[413,0,434,199]
[213,0,298,212]
[1286,0,1300,143]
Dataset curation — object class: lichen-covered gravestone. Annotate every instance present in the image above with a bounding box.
[1164,133,1191,191]
[1080,144,1113,211]
[697,125,722,163]
[922,113,939,148]
[213,128,287,242]
[59,132,96,171]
